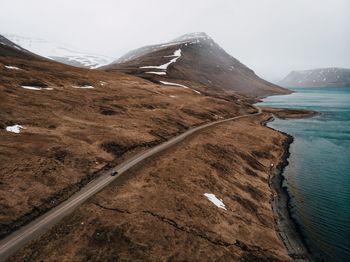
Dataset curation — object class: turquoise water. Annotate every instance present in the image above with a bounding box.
[259,87,350,262]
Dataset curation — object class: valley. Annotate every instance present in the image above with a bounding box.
[1,33,312,261]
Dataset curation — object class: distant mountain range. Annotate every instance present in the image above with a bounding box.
[103,32,290,97]
[3,34,113,69]
[279,68,350,87]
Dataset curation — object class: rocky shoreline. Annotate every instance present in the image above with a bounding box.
[264,116,314,261]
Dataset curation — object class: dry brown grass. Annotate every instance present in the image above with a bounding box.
[0,55,254,238]
[9,114,292,262]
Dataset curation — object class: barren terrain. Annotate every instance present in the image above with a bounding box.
[0,53,255,239]
[8,113,295,261]
[0,35,310,261]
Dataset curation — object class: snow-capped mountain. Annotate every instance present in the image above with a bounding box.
[0,35,31,53]
[4,34,113,69]
[0,34,42,60]
[279,68,350,87]
[114,32,212,64]
[171,32,211,42]
[104,32,290,97]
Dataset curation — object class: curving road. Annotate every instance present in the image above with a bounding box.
[0,107,262,261]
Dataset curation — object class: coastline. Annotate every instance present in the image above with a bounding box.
[263,115,313,261]
[5,110,300,261]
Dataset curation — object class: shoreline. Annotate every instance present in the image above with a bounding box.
[263,115,314,261]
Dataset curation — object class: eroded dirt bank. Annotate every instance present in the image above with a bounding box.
[9,112,296,261]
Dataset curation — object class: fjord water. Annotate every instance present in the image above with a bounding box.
[260,87,350,261]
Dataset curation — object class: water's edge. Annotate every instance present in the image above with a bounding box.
[262,116,313,261]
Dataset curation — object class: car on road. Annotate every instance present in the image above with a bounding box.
[111,170,118,176]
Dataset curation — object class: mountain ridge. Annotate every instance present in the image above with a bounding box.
[279,67,350,87]
[103,32,291,98]
[3,34,113,69]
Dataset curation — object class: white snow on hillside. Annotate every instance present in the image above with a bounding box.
[72,85,95,89]
[140,49,181,71]
[114,32,211,64]
[4,65,21,70]
[172,32,211,42]
[6,124,25,134]
[4,34,113,69]
[21,86,53,90]
[146,71,166,75]
[204,193,227,210]
[159,81,189,89]
[159,81,201,94]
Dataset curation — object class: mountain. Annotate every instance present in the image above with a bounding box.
[0,34,40,59]
[279,67,350,87]
[102,32,291,98]
[4,34,113,69]
[1,35,29,53]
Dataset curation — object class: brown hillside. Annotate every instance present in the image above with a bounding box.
[102,32,291,98]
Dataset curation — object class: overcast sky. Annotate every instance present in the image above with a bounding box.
[1,0,349,81]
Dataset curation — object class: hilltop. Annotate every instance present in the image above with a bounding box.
[102,32,290,98]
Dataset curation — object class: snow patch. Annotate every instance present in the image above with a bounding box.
[6,124,25,134]
[140,49,181,75]
[160,41,183,48]
[21,86,53,90]
[5,34,113,69]
[5,65,21,70]
[159,81,189,89]
[173,32,210,42]
[164,49,181,57]
[146,71,166,75]
[72,85,94,89]
[159,81,201,94]
[204,193,227,210]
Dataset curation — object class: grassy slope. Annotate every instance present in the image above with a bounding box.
[0,54,254,238]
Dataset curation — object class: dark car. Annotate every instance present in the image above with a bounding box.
[111,170,118,176]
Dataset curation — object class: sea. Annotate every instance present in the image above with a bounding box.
[259,87,350,262]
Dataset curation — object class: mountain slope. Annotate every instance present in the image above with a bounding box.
[1,33,296,261]
[4,34,113,69]
[279,67,350,87]
[103,32,291,98]
[0,33,255,242]
[0,35,40,59]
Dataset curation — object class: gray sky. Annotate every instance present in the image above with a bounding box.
[1,0,349,81]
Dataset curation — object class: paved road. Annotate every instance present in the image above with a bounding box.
[0,107,262,261]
